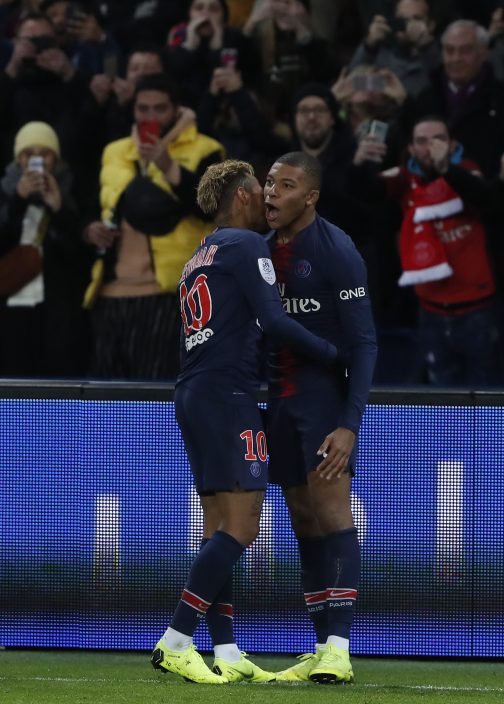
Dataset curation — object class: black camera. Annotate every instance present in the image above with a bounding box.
[30,35,58,53]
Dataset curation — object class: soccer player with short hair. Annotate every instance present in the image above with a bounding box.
[264,152,377,684]
[151,159,339,684]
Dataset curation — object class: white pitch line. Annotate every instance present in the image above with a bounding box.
[0,676,503,692]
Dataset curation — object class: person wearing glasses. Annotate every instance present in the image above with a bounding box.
[291,82,381,322]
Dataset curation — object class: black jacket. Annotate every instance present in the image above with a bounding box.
[406,64,504,178]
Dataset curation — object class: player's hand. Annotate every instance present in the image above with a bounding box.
[315,427,356,481]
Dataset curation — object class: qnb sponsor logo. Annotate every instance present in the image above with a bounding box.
[339,286,366,300]
[185,327,214,351]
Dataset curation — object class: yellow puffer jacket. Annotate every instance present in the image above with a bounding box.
[83,124,224,308]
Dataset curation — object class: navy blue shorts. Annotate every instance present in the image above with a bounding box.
[175,384,268,495]
[266,385,356,488]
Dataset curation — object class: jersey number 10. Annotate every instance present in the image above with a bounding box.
[240,429,268,462]
[180,273,213,336]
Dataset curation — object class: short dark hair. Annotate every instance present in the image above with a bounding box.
[292,81,340,123]
[274,151,322,190]
[128,43,166,61]
[134,74,179,105]
[188,0,229,23]
[411,114,452,140]
[40,0,103,22]
[127,44,167,74]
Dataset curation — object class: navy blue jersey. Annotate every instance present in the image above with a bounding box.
[177,226,337,395]
[269,214,377,433]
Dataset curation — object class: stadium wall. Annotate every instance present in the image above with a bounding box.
[0,381,502,657]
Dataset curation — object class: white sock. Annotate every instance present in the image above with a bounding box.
[326,636,349,651]
[214,643,241,662]
[161,627,192,651]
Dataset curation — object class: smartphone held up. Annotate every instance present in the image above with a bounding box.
[28,156,45,173]
[138,121,160,145]
[368,120,389,144]
[220,48,238,68]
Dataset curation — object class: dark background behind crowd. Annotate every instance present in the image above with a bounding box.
[1,0,504,387]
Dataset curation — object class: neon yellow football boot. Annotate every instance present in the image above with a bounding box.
[151,641,228,683]
[212,652,276,682]
[275,645,324,682]
[309,644,354,684]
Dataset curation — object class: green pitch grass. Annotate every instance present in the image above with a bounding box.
[1,650,503,704]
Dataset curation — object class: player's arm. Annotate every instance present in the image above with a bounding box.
[237,233,338,364]
[316,241,378,480]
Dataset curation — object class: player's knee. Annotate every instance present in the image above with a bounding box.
[242,516,262,546]
[222,516,260,547]
[287,501,320,536]
[315,504,354,533]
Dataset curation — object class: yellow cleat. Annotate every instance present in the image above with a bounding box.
[309,644,354,684]
[212,652,276,682]
[151,641,228,684]
[275,646,324,682]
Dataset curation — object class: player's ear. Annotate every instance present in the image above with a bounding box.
[236,185,249,205]
[306,189,319,207]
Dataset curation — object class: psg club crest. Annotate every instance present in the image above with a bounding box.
[295,259,312,278]
[250,462,262,478]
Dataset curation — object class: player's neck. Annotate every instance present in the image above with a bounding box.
[277,210,316,243]
[215,211,249,230]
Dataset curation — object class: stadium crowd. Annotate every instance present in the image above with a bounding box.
[1,0,504,386]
